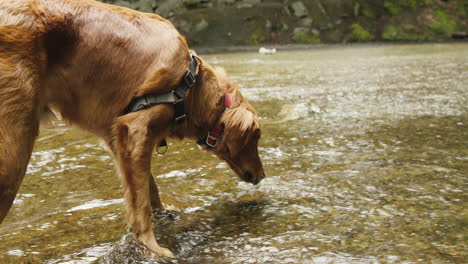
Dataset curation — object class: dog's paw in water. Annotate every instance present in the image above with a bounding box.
[151,245,175,260]
[102,233,176,263]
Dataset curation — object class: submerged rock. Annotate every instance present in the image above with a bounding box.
[274,102,321,123]
[278,103,308,120]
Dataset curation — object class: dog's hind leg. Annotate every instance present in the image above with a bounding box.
[0,58,40,223]
[111,105,174,258]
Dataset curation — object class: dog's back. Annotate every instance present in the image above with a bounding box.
[2,0,188,132]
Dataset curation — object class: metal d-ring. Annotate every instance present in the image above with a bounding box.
[156,139,168,155]
[156,144,168,155]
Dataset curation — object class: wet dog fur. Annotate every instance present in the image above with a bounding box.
[0,0,264,258]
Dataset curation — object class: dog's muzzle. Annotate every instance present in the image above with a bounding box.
[243,171,263,185]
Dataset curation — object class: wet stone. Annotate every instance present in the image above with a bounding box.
[194,18,209,33]
[290,1,309,18]
[113,0,131,8]
[299,17,313,27]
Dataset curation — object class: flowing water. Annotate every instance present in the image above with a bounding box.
[0,43,467,264]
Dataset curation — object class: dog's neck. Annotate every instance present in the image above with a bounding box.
[177,62,232,140]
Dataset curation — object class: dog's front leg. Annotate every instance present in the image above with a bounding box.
[112,108,174,259]
[149,174,164,211]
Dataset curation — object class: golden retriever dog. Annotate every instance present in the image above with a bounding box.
[0,0,265,259]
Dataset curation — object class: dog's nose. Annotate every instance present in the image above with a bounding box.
[243,171,252,181]
[243,172,255,184]
[244,171,264,185]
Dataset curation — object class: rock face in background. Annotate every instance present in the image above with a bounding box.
[98,0,467,47]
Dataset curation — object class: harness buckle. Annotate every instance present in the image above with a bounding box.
[206,134,219,148]
[174,114,186,124]
[135,104,146,111]
[184,71,196,87]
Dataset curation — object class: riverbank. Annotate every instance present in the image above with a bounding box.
[99,0,467,47]
[193,40,468,54]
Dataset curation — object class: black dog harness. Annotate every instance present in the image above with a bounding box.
[124,53,198,153]
[124,52,233,153]
[125,52,199,124]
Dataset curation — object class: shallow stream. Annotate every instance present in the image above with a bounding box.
[1,43,467,264]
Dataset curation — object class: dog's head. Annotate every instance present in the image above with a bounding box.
[196,66,265,185]
[215,101,265,185]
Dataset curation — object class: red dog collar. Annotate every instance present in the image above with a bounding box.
[198,93,232,148]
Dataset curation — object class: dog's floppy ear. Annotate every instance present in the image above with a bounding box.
[220,104,257,156]
[224,129,243,157]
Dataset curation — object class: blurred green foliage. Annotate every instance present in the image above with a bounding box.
[430,9,457,34]
[457,0,467,16]
[362,4,376,19]
[382,25,431,41]
[249,30,266,44]
[350,24,374,42]
[384,1,401,16]
[293,32,321,44]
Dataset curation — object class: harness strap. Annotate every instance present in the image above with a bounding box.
[173,53,198,123]
[126,92,178,113]
[125,52,199,125]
